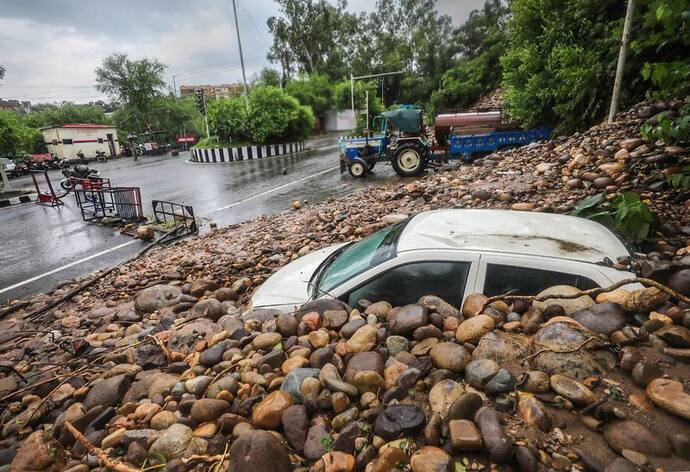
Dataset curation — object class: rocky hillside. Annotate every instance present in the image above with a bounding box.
[0,101,688,472]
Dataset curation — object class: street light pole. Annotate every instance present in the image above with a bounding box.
[231,0,249,108]
[608,0,636,123]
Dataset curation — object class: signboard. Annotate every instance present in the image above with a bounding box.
[176,134,196,144]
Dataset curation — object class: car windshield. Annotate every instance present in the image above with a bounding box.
[315,220,408,296]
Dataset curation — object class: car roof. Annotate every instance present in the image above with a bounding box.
[396,209,629,264]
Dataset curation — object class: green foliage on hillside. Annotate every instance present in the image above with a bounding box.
[500,0,625,133]
[429,0,509,115]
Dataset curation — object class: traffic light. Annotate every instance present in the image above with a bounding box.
[195,89,206,116]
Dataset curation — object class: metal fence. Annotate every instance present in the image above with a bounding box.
[73,183,144,222]
[152,200,197,231]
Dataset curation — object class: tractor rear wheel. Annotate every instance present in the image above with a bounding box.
[392,143,425,177]
[348,158,369,178]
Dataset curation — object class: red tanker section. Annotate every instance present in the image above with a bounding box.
[434,111,507,144]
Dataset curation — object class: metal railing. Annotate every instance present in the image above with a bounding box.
[152,200,197,231]
[73,179,144,223]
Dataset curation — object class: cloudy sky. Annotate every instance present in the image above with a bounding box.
[0,0,485,104]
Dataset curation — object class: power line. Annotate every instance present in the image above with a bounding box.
[0,84,94,89]
[170,58,264,82]
[238,0,273,47]
[0,34,96,61]
[1,86,98,100]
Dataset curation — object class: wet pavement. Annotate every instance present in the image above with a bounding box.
[0,138,401,303]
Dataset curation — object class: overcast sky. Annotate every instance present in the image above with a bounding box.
[0,0,485,104]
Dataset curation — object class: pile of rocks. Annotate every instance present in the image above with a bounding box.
[468,88,504,111]
[0,101,689,471]
[2,279,690,472]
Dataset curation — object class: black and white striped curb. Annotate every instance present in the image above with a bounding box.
[191,141,305,163]
[0,194,36,208]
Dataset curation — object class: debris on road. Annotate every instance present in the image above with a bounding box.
[0,101,688,471]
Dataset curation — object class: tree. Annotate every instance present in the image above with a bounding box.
[147,96,203,143]
[501,0,625,133]
[267,0,355,80]
[429,0,509,115]
[634,0,690,99]
[0,110,42,157]
[285,74,335,121]
[95,53,167,124]
[23,103,109,128]
[334,79,382,132]
[346,0,455,105]
[207,97,249,142]
[256,67,282,87]
[635,0,690,145]
[247,86,314,142]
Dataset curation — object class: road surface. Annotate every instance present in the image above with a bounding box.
[0,140,400,303]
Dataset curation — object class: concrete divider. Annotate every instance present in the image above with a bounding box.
[191,141,305,163]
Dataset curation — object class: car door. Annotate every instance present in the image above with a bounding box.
[474,253,614,297]
[330,249,480,309]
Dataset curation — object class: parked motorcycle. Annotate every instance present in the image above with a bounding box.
[60,164,100,190]
[95,150,108,163]
[76,150,88,165]
[46,154,71,170]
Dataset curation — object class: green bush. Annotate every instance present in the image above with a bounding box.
[285,103,316,141]
[201,86,315,144]
[285,74,335,120]
[0,110,43,157]
[247,86,314,143]
[207,97,248,142]
[501,0,623,133]
[569,192,654,245]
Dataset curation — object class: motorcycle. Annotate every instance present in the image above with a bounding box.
[95,150,107,163]
[47,154,71,170]
[60,164,100,190]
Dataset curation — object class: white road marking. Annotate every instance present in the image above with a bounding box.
[207,165,340,213]
[2,164,341,295]
[0,239,139,294]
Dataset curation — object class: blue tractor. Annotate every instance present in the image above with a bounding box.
[339,106,552,178]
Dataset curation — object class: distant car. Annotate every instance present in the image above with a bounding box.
[250,209,637,313]
[0,157,17,177]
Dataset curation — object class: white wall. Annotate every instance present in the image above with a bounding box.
[43,127,120,160]
[324,109,356,132]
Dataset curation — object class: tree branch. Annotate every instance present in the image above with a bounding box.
[65,421,142,472]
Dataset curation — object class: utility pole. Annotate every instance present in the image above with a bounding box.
[350,70,404,114]
[231,0,249,108]
[608,0,636,123]
[381,78,384,107]
[203,95,210,139]
[172,73,181,97]
[365,90,369,136]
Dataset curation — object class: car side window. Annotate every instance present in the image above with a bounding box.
[343,261,471,308]
[483,263,599,297]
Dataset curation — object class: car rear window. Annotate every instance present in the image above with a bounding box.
[483,263,598,297]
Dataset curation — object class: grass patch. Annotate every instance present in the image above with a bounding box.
[195,137,251,149]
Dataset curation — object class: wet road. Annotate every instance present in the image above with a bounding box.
[0,139,400,303]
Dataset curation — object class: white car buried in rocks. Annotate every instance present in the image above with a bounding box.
[250,209,636,314]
